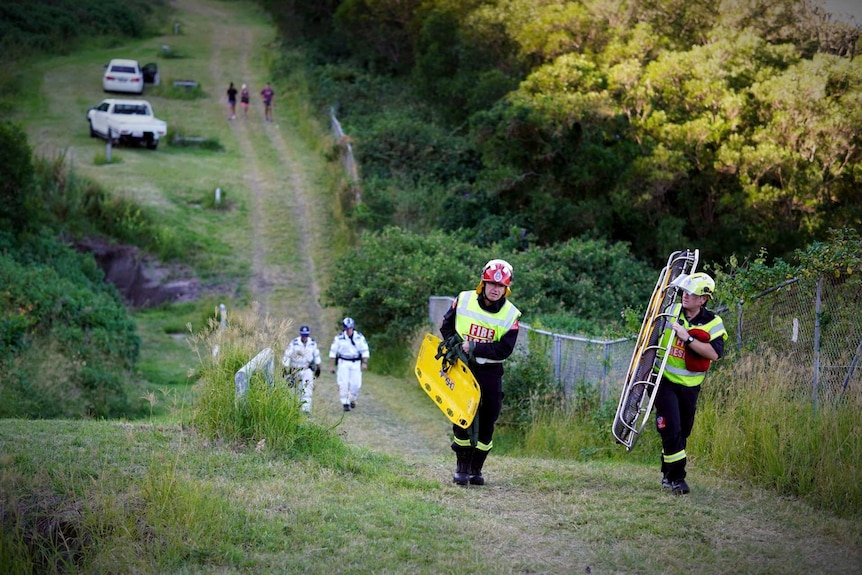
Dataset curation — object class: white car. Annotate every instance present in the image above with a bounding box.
[102,59,144,94]
[87,99,167,150]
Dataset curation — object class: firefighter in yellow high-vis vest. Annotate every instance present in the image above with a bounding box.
[655,272,727,495]
[440,259,521,486]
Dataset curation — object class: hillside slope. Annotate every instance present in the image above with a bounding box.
[4,0,861,573]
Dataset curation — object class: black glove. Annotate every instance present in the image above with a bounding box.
[436,333,472,371]
[314,365,321,378]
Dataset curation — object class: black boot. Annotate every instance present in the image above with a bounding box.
[451,444,471,485]
[468,448,489,485]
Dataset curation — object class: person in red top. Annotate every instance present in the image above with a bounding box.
[260,82,274,122]
[439,259,521,486]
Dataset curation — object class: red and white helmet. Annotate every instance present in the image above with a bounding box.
[481,259,513,287]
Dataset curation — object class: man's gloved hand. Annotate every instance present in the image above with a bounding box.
[437,333,470,371]
[443,333,463,352]
[314,365,321,378]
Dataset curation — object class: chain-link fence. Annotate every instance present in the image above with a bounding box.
[430,274,861,408]
[428,297,634,404]
[718,274,862,407]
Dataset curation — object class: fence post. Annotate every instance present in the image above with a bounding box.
[330,107,361,203]
[812,277,822,410]
[600,342,611,403]
[235,347,274,400]
[213,303,228,358]
[553,334,563,393]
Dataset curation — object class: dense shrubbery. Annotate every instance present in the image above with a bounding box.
[323,226,656,370]
[0,0,170,60]
[0,122,33,233]
[269,0,862,268]
[29,151,185,261]
[0,129,184,419]
[0,231,142,418]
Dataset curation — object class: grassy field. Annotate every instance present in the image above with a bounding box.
[2,0,861,573]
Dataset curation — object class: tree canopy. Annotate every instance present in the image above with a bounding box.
[265,0,862,268]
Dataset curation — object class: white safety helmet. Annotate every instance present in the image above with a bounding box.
[672,272,715,298]
[342,317,355,329]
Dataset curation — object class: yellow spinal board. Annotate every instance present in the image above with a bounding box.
[414,333,481,429]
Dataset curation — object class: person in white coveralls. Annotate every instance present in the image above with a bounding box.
[281,325,322,413]
[328,317,370,412]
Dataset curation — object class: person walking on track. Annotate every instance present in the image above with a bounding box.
[440,259,521,486]
[654,272,727,495]
[329,317,370,412]
[240,83,250,118]
[260,82,275,122]
[226,82,237,120]
[281,325,322,413]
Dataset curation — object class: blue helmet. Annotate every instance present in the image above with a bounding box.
[299,325,311,336]
[342,317,355,329]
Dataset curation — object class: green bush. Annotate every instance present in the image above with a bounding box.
[515,237,656,324]
[0,0,170,61]
[323,227,484,360]
[0,121,34,233]
[0,233,143,418]
[355,114,479,185]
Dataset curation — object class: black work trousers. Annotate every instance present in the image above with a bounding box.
[654,378,701,481]
[452,366,504,448]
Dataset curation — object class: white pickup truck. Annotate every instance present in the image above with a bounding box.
[87,98,168,150]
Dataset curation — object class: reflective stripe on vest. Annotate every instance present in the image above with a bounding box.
[656,303,727,387]
[454,291,520,364]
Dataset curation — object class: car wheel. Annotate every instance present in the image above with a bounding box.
[89,121,97,138]
[146,139,158,150]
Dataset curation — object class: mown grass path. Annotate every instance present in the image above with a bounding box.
[178,0,324,325]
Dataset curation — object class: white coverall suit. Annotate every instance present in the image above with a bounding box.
[281,335,322,413]
[328,329,370,408]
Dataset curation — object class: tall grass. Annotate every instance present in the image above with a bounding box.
[692,352,862,515]
[508,351,862,517]
[189,303,345,456]
[31,152,184,260]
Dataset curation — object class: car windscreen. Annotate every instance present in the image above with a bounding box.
[114,105,149,115]
[110,66,138,74]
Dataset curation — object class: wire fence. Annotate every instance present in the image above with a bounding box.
[718,274,861,407]
[428,297,634,404]
[430,274,861,408]
[329,107,361,203]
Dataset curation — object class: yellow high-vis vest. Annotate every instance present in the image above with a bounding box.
[454,291,521,364]
[656,303,727,386]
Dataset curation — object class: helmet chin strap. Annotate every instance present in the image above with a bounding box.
[476,281,511,299]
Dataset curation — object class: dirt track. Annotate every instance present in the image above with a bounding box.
[175,0,452,457]
[181,0,322,323]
